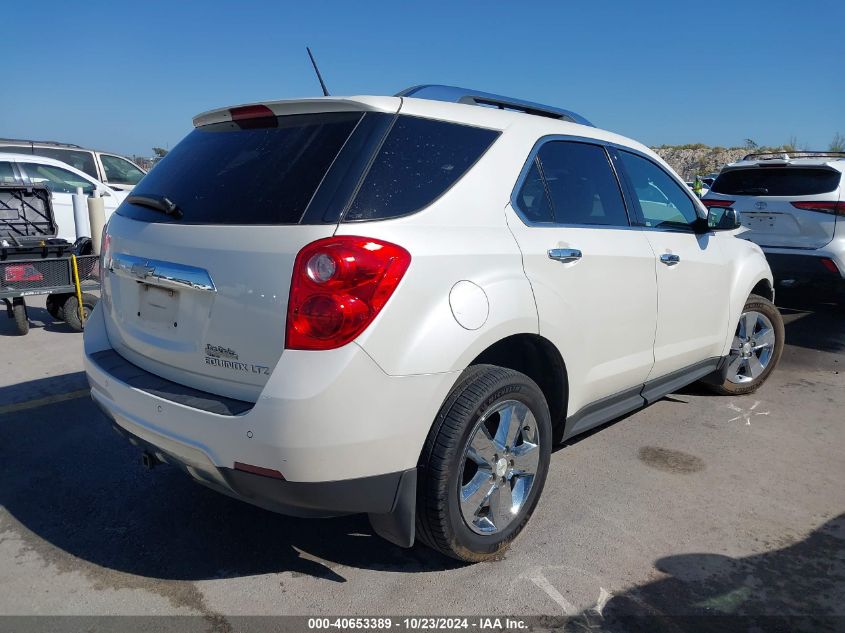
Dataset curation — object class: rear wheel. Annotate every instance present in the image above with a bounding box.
[62,293,98,332]
[12,298,29,335]
[709,294,784,395]
[46,293,72,321]
[416,365,551,562]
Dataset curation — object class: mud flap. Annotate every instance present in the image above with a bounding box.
[368,468,416,548]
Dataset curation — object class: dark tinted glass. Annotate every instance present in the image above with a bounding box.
[118,112,362,225]
[618,150,700,228]
[534,142,628,226]
[711,168,840,196]
[345,116,499,221]
[515,160,553,222]
[0,161,22,184]
[33,148,98,179]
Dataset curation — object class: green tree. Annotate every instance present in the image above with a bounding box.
[830,132,845,152]
[152,147,168,158]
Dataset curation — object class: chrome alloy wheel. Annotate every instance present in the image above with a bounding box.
[458,399,540,535]
[727,310,776,384]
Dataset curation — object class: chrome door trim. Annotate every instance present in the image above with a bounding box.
[109,253,217,293]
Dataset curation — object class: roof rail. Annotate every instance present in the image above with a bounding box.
[395,85,594,127]
[742,150,845,161]
[0,138,84,149]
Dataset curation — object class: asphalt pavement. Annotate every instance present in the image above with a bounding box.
[0,292,843,629]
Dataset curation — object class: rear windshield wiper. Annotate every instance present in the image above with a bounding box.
[126,194,183,219]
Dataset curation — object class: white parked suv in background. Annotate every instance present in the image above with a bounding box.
[83,85,784,561]
[0,139,147,191]
[703,152,845,290]
[0,153,126,242]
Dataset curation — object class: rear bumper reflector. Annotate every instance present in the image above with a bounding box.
[234,462,285,480]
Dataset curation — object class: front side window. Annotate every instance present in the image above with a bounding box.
[22,163,95,194]
[618,151,700,229]
[345,116,499,221]
[100,154,146,186]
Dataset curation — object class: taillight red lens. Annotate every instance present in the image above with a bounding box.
[286,236,411,350]
[790,201,845,215]
[820,258,840,274]
[701,199,735,208]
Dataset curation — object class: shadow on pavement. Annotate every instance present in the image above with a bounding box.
[0,394,460,584]
[0,302,77,336]
[569,513,845,632]
[776,288,845,354]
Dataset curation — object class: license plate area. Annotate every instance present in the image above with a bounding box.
[740,212,799,235]
[138,284,179,326]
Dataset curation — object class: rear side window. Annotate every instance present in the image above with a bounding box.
[711,168,841,196]
[516,141,629,226]
[344,116,499,221]
[33,148,98,179]
[119,112,362,224]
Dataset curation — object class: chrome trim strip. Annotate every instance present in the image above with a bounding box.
[109,253,217,293]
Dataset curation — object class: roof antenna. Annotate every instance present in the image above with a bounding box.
[306,47,330,96]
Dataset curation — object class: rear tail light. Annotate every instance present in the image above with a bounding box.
[790,201,845,215]
[4,264,44,283]
[701,199,735,208]
[820,258,840,274]
[286,236,411,350]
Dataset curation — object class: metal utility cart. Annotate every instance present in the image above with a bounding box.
[0,184,99,335]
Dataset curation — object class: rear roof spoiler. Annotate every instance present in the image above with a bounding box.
[396,85,594,127]
[742,151,845,161]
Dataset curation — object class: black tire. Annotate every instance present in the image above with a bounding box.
[416,364,552,562]
[62,293,98,332]
[707,294,784,395]
[12,298,28,335]
[46,293,72,321]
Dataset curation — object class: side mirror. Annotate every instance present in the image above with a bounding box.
[707,206,741,231]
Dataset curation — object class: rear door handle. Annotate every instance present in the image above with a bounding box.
[548,248,582,263]
[660,253,680,266]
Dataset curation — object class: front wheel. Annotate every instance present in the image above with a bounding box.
[416,365,552,562]
[709,294,784,395]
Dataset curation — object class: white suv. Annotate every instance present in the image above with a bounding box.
[83,86,783,561]
[703,152,845,289]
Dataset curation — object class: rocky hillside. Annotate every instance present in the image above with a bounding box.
[651,145,749,181]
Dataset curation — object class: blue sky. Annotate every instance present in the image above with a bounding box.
[3,0,842,157]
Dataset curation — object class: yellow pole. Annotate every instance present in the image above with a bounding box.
[71,254,85,327]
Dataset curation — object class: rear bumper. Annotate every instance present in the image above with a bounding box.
[761,243,845,283]
[83,301,458,487]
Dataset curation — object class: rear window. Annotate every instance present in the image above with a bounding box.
[711,167,841,196]
[344,116,499,221]
[118,112,363,225]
